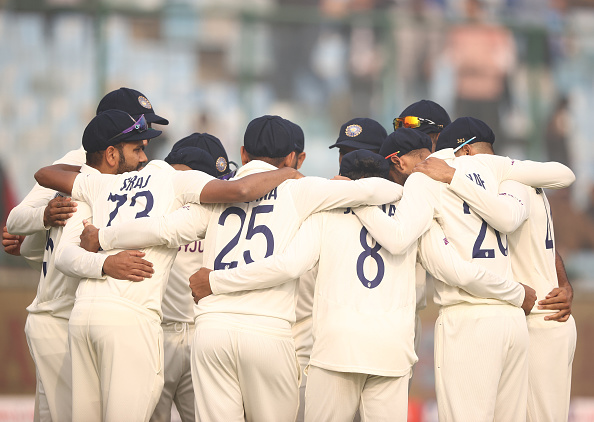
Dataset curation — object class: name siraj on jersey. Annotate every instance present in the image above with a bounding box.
[119,175,152,192]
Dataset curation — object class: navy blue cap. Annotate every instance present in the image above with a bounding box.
[339,150,389,179]
[329,118,387,151]
[82,110,162,153]
[164,147,218,177]
[398,100,451,134]
[97,87,169,125]
[244,115,297,158]
[435,117,495,152]
[171,133,230,177]
[380,128,432,159]
[286,120,305,152]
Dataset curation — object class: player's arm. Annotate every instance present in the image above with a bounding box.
[191,214,323,300]
[199,167,302,204]
[293,177,403,217]
[8,149,84,234]
[54,201,154,282]
[450,176,531,234]
[414,155,575,189]
[353,174,436,255]
[34,164,81,196]
[95,203,211,252]
[418,220,534,311]
[413,157,530,234]
[538,251,573,322]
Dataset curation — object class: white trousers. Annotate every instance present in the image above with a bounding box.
[526,314,577,422]
[25,313,71,422]
[69,298,164,422]
[191,316,300,422]
[150,322,195,422]
[305,365,409,422]
[435,303,529,422]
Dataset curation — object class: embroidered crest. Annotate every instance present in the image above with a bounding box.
[215,156,228,173]
[138,96,152,109]
[345,124,362,137]
[457,138,466,144]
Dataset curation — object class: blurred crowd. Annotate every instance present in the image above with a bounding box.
[2,0,594,278]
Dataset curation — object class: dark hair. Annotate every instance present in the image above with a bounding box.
[86,150,103,167]
[341,156,390,180]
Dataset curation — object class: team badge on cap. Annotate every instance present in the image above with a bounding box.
[138,96,152,109]
[345,124,363,137]
[215,156,228,173]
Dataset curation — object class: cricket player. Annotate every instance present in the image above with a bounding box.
[415,117,577,422]
[392,99,452,377]
[83,115,402,421]
[187,149,534,420]
[151,135,234,422]
[352,123,574,421]
[33,111,299,422]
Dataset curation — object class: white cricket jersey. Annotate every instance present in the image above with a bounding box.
[206,203,525,376]
[210,206,418,377]
[26,164,100,319]
[7,147,86,235]
[97,160,402,325]
[508,188,558,314]
[163,240,204,324]
[442,154,575,313]
[70,160,213,317]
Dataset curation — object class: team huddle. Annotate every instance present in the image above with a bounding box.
[2,88,577,422]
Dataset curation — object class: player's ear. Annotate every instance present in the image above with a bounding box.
[296,152,306,169]
[105,146,119,168]
[240,146,250,166]
[390,156,404,171]
[461,145,472,156]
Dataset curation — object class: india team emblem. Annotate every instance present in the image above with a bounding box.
[215,156,228,173]
[138,96,152,109]
[345,124,362,137]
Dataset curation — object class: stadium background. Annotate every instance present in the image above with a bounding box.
[1,0,593,420]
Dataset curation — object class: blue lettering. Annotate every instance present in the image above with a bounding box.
[388,204,396,217]
[141,175,151,189]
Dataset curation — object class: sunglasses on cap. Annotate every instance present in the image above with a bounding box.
[107,114,148,142]
[393,116,443,130]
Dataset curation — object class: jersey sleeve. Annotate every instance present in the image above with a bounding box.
[6,183,56,235]
[448,171,530,234]
[7,148,86,234]
[353,174,436,255]
[418,220,525,307]
[54,200,107,279]
[487,155,575,189]
[99,203,212,250]
[292,177,403,219]
[71,173,113,205]
[172,170,216,205]
[19,230,46,270]
[209,213,324,295]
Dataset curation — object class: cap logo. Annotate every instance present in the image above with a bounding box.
[457,138,466,144]
[215,156,228,173]
[345,124,363,137]
[138,96,152,109]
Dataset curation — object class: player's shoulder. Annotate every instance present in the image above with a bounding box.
[52,146,86,166]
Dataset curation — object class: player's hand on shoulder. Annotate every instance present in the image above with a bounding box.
[2,226,25,256]
[540,286,573,322]
[520,283,537,315]
[413,157,455,184]
[43,196,77,227]
[80,220,100,252]
[102,250,154,282]
[190,267,213,303]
